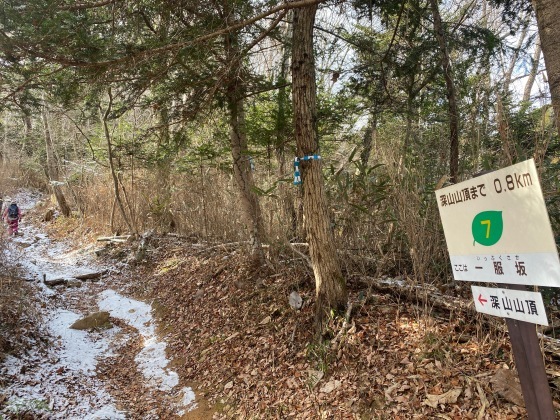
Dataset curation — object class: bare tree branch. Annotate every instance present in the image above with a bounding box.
[57,0,122,11]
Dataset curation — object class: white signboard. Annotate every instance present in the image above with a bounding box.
[436,159,560,287]
[471,285,548,326]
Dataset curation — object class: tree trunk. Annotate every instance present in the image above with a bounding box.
[504,21,529,87]
[495,23,529,165]
[275,18,297,238]
[224,31,266,261]
[292,4,347,330]
[2,112,8,166]
[523,36,541,102]
[498,15,528,160]
[533,0,560,137]
[153,9,174,233]
[360,116,377,167]
[24,115,32,133]
[495,94,515,165]
[41,105,71,217]
[22,114,32,156]
[155,105,175,232]
[99,90,134,234]
[401,93,415,171]
[429,0,459,183]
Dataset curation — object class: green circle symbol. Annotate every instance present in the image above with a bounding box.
[472,211,503,246]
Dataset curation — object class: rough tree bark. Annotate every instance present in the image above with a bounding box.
[532,0,560,137]
[292,3,347,330]
[224,30,266,262]
[41,105,71,217]
[429,0,459,183]
[275,18,298,238]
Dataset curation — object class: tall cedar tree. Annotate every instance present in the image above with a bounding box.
[292,3,347,330]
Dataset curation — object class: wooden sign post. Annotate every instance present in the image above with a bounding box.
[436,159,558,419]
[500,284,555,419]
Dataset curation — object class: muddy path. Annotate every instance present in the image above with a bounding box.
[0,191,197,419]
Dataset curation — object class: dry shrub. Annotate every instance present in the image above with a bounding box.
[68,167,250,240]
[0,160,46,198]
[57,155,316,249]
[0,253,41,360]
[324,161,399,277]
[0,277,30,356]
[166,169,245,240]
[17,162,48,191]
[0,161,45,359]
[389,173,450,285]
[52,146,446,289]
[376,141,451,287]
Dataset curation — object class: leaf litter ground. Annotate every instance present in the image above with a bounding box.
[1,190,560,419]
[100,238,560,418]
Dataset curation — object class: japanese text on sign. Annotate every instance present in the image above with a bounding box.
[439,171,533,208]
[453,254,528,276]
[471,285,548,326]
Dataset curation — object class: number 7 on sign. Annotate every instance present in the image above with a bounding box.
[481,220,491,238]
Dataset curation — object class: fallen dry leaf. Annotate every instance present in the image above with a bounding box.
[320,379,341,394]
[385,383,399,402]
[476,382,488,420]
[308,369,324,388]
[423,388,462,408]
[490,368,524,407]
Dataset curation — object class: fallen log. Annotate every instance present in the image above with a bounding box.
[356,275,473,314]
[96,236,131,243]
[357,275,560,358]
[74,270,108,280]
[44,278,67,287]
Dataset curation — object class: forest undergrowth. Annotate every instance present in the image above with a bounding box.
[39,212,560,419]
[0,151,559,417]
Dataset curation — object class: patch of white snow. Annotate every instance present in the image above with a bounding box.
[98,289,197,414]
[1,312,126,419]
[48,309,110,376]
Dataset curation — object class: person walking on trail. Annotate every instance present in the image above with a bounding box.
[3,201,21,236]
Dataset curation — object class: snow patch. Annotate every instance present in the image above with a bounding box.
[379,277,406,287]
[98,290,197,413]
[98,291,155,335]
[1,315,126,419]
[83,405,127,420]
[48,309,111,376]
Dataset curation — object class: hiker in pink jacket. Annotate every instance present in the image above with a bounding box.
[3,202,21,236]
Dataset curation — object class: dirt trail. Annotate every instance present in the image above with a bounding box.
[0,191,196,419]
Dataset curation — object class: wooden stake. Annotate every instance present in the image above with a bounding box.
[501,284,555,419]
